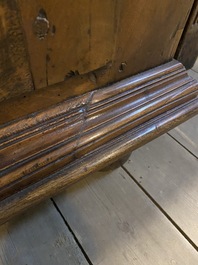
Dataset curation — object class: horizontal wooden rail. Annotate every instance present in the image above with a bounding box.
[0,60,198,224]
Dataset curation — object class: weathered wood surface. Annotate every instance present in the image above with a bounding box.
[169,70,198,157]
[123,134,198,246]
[0,60,198,224]
[169,114,198,157]
[193,58,198,71]
[188,69,198,79]
[17,0,118,88]
[0,0,34,101]
[0,201,89,265]
[53,168,198,265]
[176,0,198,69]
[18,0,194,89]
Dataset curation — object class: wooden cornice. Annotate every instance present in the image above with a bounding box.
[0,60,198,224]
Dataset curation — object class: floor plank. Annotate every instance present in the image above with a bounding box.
[188,69,198,79]
[192,57,198,72]
[0,201,89,265]
[169,115,198,157]
[54,168,198,265]
[168,70,198,157]
[123,134,198,247]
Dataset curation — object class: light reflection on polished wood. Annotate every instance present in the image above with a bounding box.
[0,60,198,224]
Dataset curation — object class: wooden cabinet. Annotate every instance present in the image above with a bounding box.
[0,0,198,224]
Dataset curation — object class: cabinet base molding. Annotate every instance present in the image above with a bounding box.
[0,60,198,224]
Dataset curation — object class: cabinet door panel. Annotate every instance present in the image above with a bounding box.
[18,0,194,91]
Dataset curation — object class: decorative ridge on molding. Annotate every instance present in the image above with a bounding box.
[0,60,198,224]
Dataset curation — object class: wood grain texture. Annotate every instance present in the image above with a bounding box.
[0,60,198,224]
[53,168,198,265]
[0,0,34,101]
[18,0,116,88]
[193,57,198,72]
[0,62,112,125]
[18,0,194,89]
[109,0,194,80]
[169,70,198,157]
[176,0,198,69]
[169,115,198,157]
[0,201,89,265]
[123,134,198,246]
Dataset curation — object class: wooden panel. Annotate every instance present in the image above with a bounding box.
[0,60,198,224]
[53,168,198,264]
[18,0,116,88]
[18,0,194,90]
[0,0,34,101]
[111,0,194,80]
[123,134,198,246]
[0,201,89,265]
[176,0,198,69]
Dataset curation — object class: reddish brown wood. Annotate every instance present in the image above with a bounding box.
[0,60,198,224]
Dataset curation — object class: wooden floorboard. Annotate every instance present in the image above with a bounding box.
[53,168,198,265]
[169,115,198,157]
[168,69,198,157]
[123,133,198,247]
[0,201,89,265]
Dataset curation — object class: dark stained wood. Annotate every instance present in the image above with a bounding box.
[99,153,131,172]
[176,0,198,69]
[0,62,112,125]
[0,0,34,101]
[0,60,198,224]
[17,0,194,90]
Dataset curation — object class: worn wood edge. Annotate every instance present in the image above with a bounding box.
[0,60,198,224]
[0,98,198,225]
[0,60,194,183]
[0,59,182,126]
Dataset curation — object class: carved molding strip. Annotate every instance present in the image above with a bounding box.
[0,60,198,224]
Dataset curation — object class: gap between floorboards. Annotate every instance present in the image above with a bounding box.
[166,132,198,159]
[121,165,198,252]
[50,198,94,265]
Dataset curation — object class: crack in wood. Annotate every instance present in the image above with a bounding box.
[73,91,95,160]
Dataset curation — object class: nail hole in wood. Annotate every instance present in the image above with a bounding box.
[119,62,127,72]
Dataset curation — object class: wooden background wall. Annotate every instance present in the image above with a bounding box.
[0,0,195,101]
